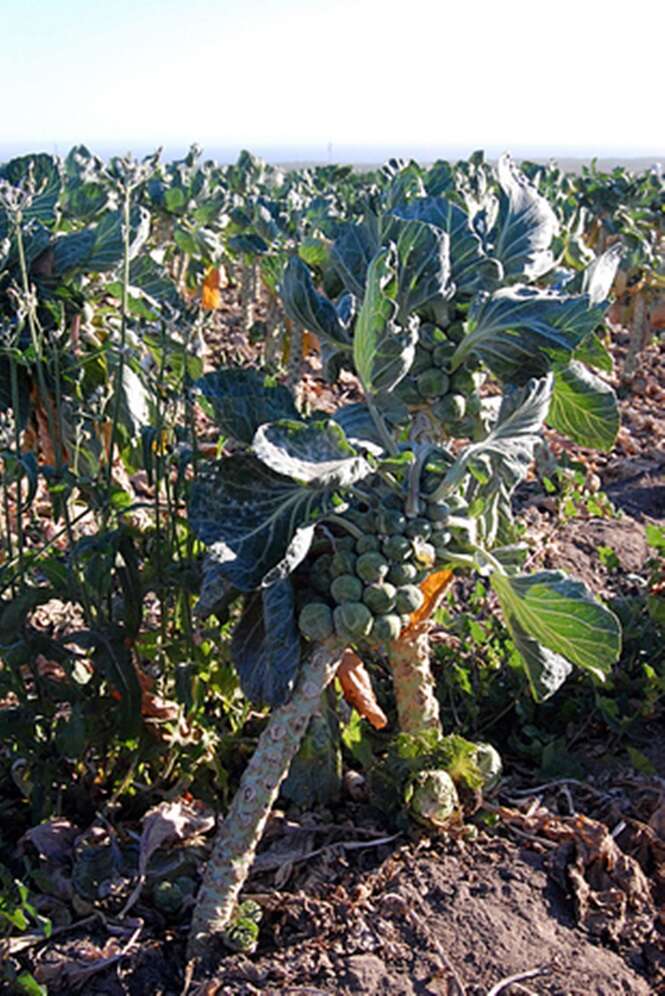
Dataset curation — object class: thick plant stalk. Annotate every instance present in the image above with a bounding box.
[286,318,304,393]
[240,260,254,331]
[388,623,442,735]
[623,291,650,382]
[187,641,342,958]
[263,294,283,367]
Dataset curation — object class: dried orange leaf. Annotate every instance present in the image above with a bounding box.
[337,650,388,729]
[302,329,320,356]
[403,569,454,633]
[201,267,222,310]
[28,383,69,465]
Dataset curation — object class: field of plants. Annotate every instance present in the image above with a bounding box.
[0,146,663,995]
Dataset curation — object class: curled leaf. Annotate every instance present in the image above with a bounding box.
[403,569,454,633]
[337,650,388,729]
[302,329,320,356]
[119,797,214,917]
[201,266,222,310]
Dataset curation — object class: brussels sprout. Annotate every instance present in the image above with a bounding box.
[417,368,450,400]
[395,380,425,406]
[334,535,356,552]
[419,323,448,350]
[432,393,467,423]
[174,875,196,898]
[458,415,482,438]
[356,551,390,583]
[432,531,452,556]
[387,562,418,586]
[450,369,475,396]
[370,613,402,643]
[298,602,334,641]
[153,880,184,914]
[356,534,380,554]
[405,518,433,541]
[426,501,450,524]
[331,550,357,577]
[445,321,466,343]
[472,742,503,792]
[331,574,363,604]
[362,582,397,614]
[381,493,403,510]
[382,535,413,562]
[465,393,482,416]
[375,508,407,534]
[333,602,373,639]
[395,584,425,614]
[410,347,435,375]
[432,342,457,368]
[311,553,332,575]
[405,769,459,828]
[222,899,263,953]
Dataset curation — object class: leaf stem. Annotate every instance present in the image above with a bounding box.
[103,180,133,518]
[366,395,399,457]
[322,513,363,540]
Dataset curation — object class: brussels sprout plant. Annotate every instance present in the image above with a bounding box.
[186,156,622,957]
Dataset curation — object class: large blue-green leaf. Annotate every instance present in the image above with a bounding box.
[253,419,371,486]
[393,196,487,293]
[443,376,552,498]
[353,245,418,394]
[189,446,368,591]
[332,402,398,453]
[279,256,350,348]
[52,206,150,275]
[231,580,301,706]
[491,155,559,281]
[548,361,619,451]
[196,368,298,445]
[330,222,377,298]
[508,620,574,701]
[0,154,62,227]
[454,286,605,383]
[442,376,552,547]
[492,570,621,685]
[65,182,111,224]
[195,560,240,620]
[582,243,623,305]
[128,255,183,312]
[424,161,456,197]
[104,362,151,440]
[573,331,613,374]
[1,221,51,273]
[381,217,453,320]
[228,233,269,256]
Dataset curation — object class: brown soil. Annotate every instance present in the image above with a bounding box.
[34,831,657,995]
[194,837,655,996]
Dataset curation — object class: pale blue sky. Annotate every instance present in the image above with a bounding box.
[1,0,663,161]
